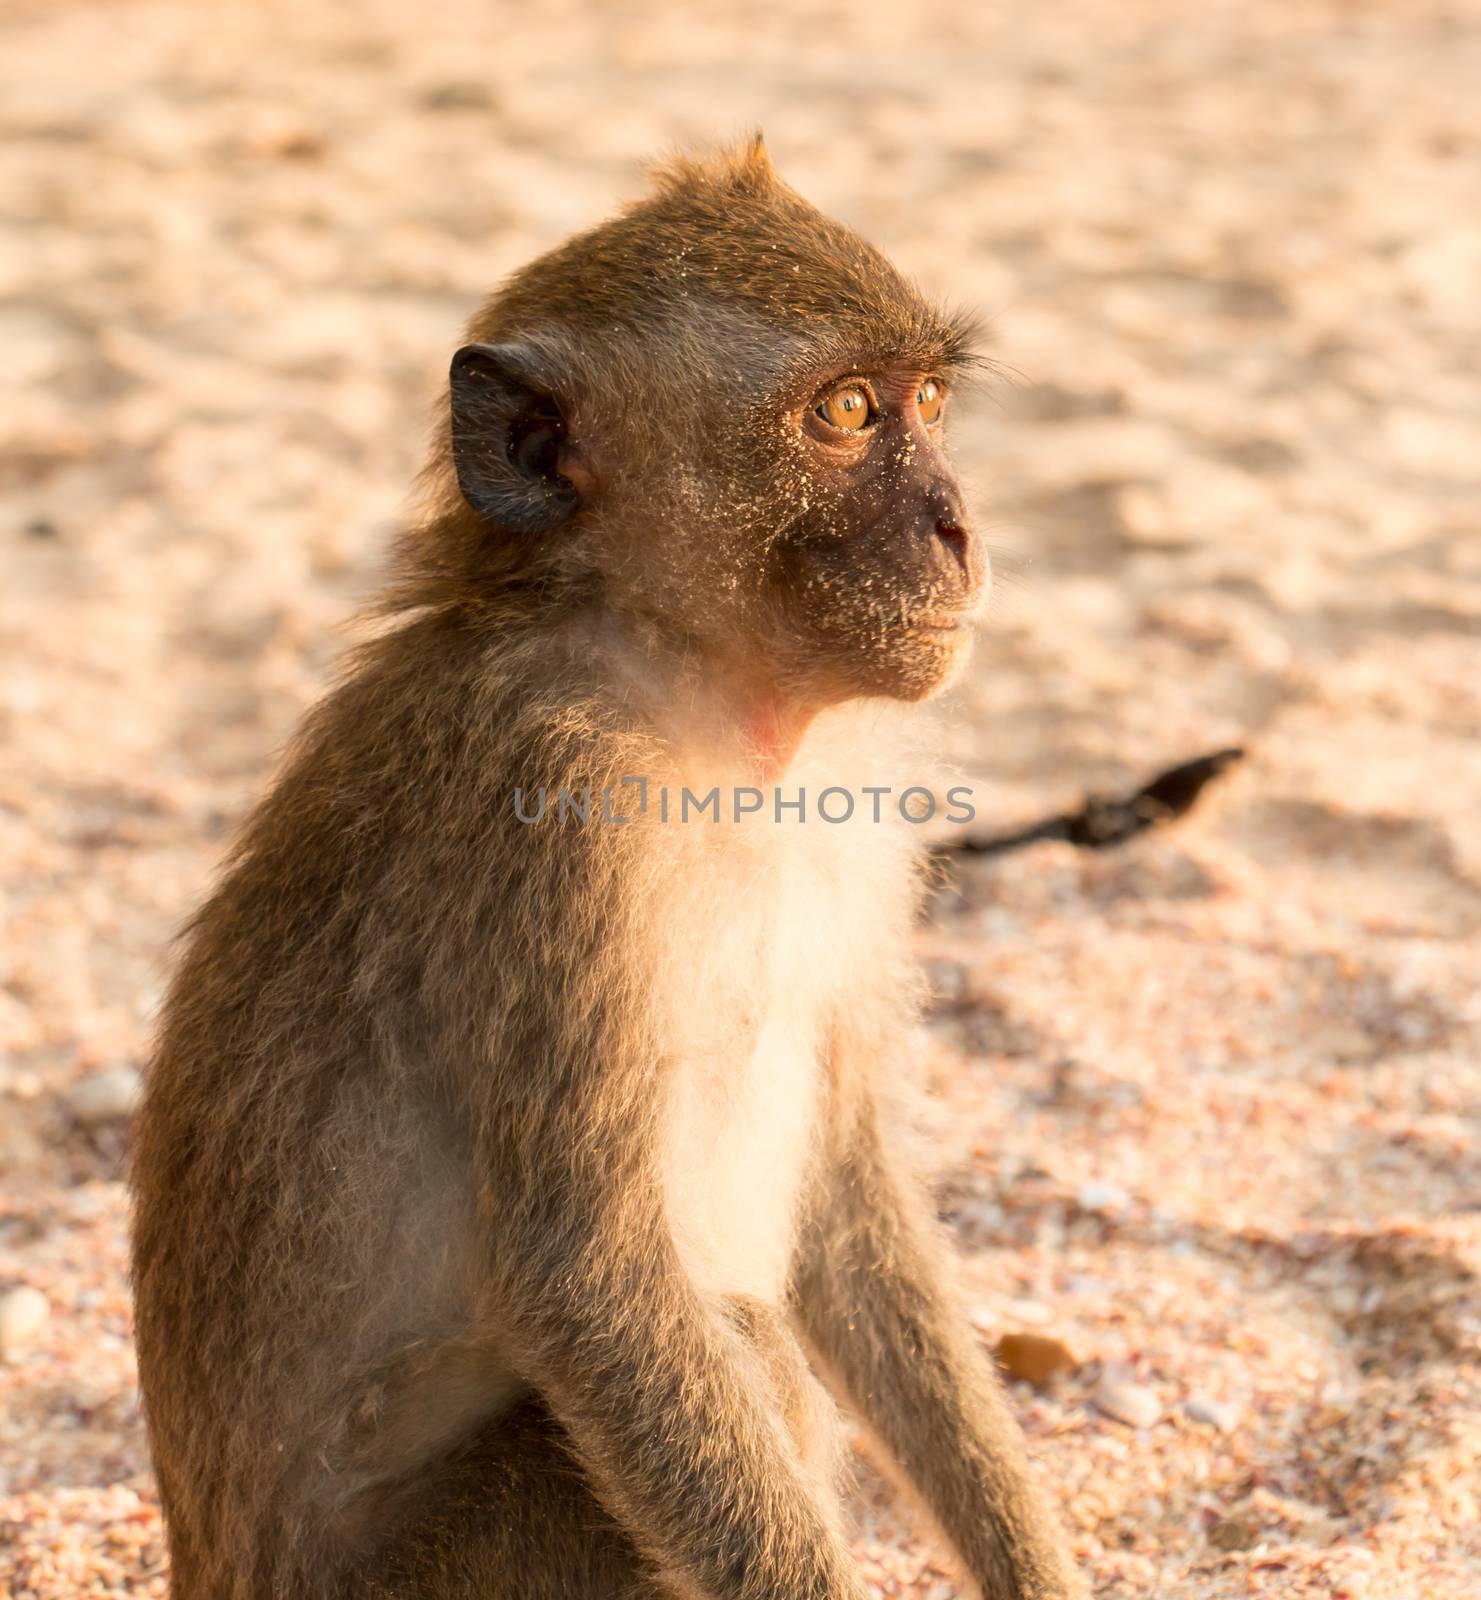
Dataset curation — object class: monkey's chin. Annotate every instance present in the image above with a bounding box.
[848,631,975,704]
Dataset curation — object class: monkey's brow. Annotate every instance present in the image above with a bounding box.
[790,343,984,396]
[800,315,987,383]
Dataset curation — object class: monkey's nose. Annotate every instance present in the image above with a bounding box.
[934,519,970,579]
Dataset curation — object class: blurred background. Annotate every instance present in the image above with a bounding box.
[2,1,1479,1595]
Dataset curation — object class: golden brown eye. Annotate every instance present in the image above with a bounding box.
[916,378,944,426]
[816,384,874,431]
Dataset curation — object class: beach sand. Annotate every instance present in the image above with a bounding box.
[2,2,1478,1594]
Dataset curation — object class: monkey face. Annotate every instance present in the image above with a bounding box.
[446,340,988,711]
[762,365,989,705]
[444,142,991,717]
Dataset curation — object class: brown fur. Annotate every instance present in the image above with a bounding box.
[131,139,1085,1599]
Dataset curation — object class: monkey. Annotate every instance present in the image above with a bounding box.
[130,138,1087,1600]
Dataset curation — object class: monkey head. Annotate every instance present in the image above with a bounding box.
[441,137,988,713]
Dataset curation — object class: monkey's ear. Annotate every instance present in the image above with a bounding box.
[449,343,581,533]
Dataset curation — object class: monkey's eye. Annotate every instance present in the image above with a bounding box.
[815,384,875,432]
[916,379,944,427]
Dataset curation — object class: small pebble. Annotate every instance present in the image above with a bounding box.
[995,1332,1079,1387]
[1095,1376,1161,1428]
[67,1065,143,1125]
[0,1285,51,1356]
[1077,1179,1131,1213]
[1208,1514,1261,1552]
[1183,1396,1239,1433]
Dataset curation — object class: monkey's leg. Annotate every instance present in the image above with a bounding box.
[722,1294,845,1491]
[794,1099,1087,1600]
[359,1398,665,1600]
[362,1302,855,1600]
[500,1221,870,1600]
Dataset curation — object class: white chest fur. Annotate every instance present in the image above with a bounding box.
[661,907,825,1303]
[654,774,915,1306]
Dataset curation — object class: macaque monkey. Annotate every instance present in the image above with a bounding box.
[132,138,1085,1600]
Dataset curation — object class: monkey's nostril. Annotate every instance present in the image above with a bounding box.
[935,520,969,577]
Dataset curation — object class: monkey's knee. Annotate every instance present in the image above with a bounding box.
[357,1401,663,1600]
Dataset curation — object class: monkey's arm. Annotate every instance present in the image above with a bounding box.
[494,1169,868,1600]
[793,1098,1087,1600]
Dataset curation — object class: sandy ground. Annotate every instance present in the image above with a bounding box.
[3,1,1480,1595]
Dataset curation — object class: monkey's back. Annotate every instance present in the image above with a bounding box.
[130,611,657,1591]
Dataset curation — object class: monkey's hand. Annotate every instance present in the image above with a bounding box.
[507,1220,869,1600]
[796,1107,1091,1600]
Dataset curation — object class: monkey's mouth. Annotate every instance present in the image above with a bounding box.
[909,612,973,635]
